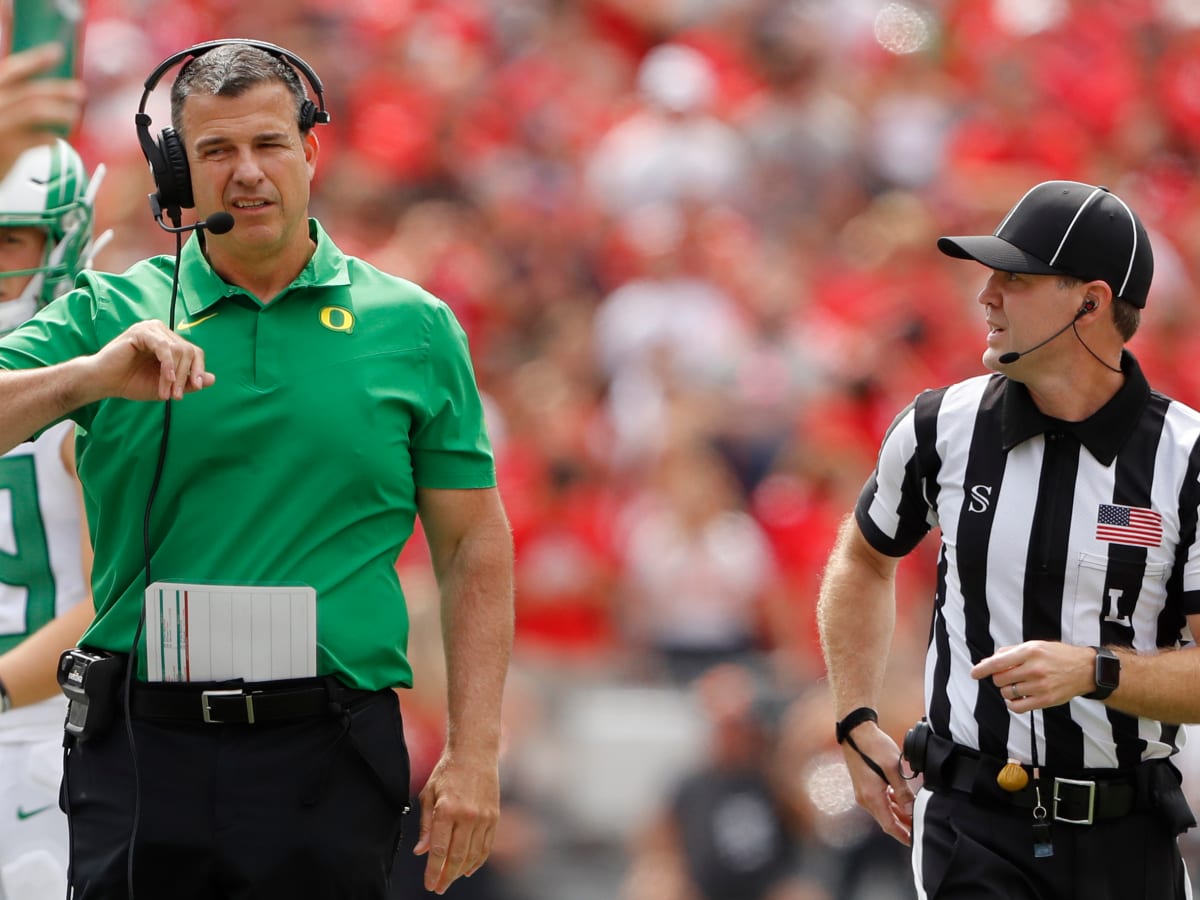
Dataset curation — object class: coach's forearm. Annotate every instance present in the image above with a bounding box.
[0,358,97,455]
[440,529,514,757]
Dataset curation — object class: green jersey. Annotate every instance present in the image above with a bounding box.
[0,219,496,690]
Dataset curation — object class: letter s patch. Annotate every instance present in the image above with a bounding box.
[967,484,993,514]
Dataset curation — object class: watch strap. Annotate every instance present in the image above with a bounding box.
[1084,645,1119,700]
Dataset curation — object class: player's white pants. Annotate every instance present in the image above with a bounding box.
[0,719,69,900]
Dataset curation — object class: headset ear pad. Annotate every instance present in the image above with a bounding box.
[298,98,318,133]
[156,126,194,212]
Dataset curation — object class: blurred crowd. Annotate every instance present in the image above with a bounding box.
[49,0,1200,896]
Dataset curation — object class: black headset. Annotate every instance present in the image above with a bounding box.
[135,38,331,224]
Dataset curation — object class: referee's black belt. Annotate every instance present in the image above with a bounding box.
[131,676,373,725]
[921,733,1146,825]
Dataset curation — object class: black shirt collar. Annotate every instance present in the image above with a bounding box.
[1000,350,1149,466]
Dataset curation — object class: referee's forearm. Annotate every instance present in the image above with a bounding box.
[0,359,91,455]
[1102,645,1200,724]
[818,516,899,715]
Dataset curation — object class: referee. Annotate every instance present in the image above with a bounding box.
[818,181,1198,899]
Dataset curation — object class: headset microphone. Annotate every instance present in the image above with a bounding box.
[149,196,235,236]
[997,301,1094,365]
[160,210,234,235]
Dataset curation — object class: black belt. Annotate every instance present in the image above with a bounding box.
[131,677,371,725]
[937,750,1137,824]
[921,734,1143,825]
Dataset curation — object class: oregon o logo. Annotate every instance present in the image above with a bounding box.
[319,306,354,334]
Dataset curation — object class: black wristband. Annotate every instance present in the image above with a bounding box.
[0,676,10,714]
[835,706,878,745]
[835,706,889,785]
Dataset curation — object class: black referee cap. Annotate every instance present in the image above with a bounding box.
[937,181,1154,308]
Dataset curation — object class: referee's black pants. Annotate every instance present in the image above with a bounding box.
[913,787,1191,899]
[62,686,411,899]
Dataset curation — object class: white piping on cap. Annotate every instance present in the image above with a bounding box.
[1047,186,1139,298]
[1105,192,1139,298]
[1048,186,1104,269]
[992,183,1140,298]
[993,183,1043,235]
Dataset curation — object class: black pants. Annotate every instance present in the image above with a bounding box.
[63,687,411,899]
[913,787,1191,899]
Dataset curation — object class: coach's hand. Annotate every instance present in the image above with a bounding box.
[414,747,500,894]
[82,320,215,403]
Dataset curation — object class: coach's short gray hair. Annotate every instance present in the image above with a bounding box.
[169,43,310,136]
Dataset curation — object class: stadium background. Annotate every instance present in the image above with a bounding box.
[42,0,1200,896]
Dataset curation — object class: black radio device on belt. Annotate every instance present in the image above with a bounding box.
[903,717,932,774]
[58,648,124,741]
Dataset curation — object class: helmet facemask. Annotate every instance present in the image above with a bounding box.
[0,140,104,336]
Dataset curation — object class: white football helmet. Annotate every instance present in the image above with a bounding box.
[0,139,108,335]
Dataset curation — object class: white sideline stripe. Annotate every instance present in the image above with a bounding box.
[913,787,930,899]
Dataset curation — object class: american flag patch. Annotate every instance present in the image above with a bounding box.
[1096,503,1163,548]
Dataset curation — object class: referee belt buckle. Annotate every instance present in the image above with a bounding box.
[201,689,256,725]
[1053,777,1096,824]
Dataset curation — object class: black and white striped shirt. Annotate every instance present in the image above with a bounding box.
[855,352,1200,770]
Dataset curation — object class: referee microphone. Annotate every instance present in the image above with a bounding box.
[997,298,1119,373]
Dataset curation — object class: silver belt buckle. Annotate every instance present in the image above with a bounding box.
[1053,777,1096,824]
[201,689,255,724]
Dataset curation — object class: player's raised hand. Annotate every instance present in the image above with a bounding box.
[0,46,85,174]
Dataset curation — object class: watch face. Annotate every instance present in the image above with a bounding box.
[1097,652,1121,688]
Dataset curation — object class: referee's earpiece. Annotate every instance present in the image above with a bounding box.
[135,38,331,225]
[1078,298,1097,317]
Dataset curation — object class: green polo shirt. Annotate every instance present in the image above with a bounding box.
[0,219,496,690]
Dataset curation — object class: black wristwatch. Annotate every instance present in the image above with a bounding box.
[1084,646,1120,700]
